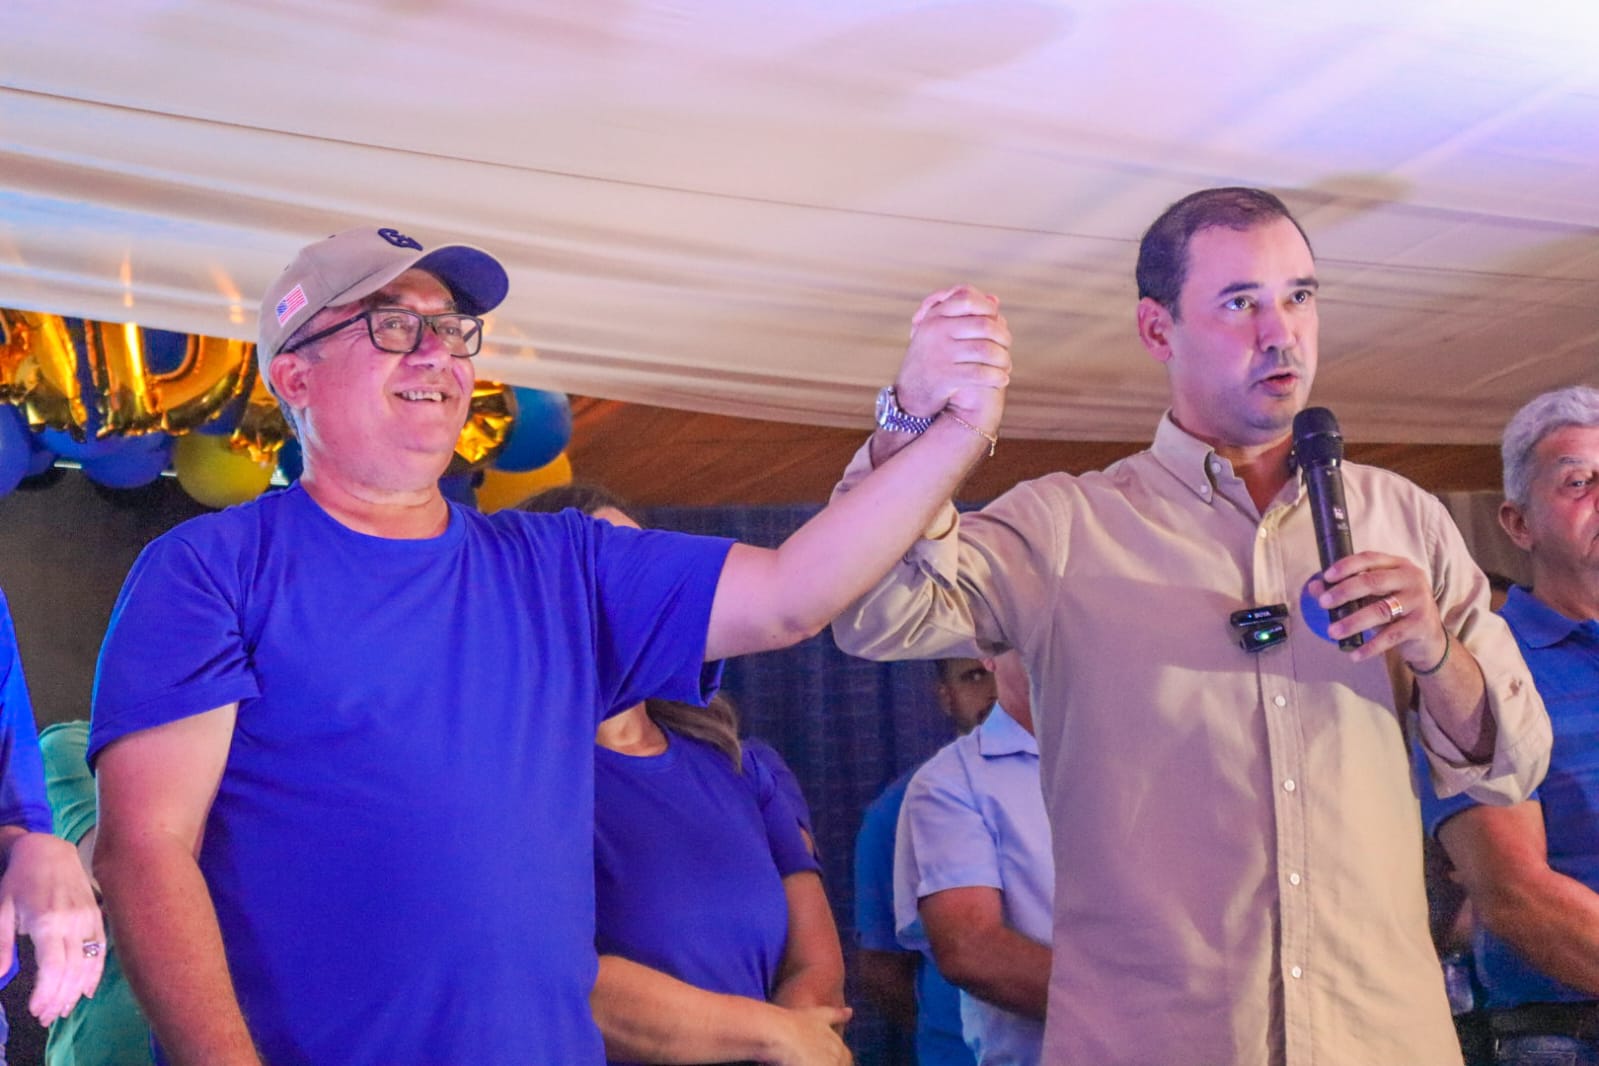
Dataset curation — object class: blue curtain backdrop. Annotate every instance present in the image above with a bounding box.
[649,504,965,1065]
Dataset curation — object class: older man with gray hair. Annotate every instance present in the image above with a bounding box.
[1424,385,1599,1065]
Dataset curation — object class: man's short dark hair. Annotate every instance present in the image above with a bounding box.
[518,482,635,520]
[1135,187,1312,319]
[935,657,985,683]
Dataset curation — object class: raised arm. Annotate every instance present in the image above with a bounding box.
[919,886,1050,1020]
[1438,800,1599,995]
[705,287,1009,660]
[591,954,851,1066]
[93,705,260,1066]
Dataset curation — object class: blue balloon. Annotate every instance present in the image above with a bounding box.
[495,388,572,473]
[142,327,190,375]
[40,427,117,462]
[276,437,303,482]
[82,435,172,489]
[24,433,56,477]
[0,406,30,497]
[196,395,244,436]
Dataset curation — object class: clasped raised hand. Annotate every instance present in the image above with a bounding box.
[895,286,1012,433]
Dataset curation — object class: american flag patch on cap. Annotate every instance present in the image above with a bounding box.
[275,284,308,325]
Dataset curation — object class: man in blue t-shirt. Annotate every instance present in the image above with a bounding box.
[855,657,994,1065]
[89,226,1011,1066]
[1422,385,1599,1065]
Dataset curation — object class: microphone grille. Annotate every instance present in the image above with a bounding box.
[1292,407,1344,465]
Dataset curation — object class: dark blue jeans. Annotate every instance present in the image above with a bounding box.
[1497,1035,1599,1066]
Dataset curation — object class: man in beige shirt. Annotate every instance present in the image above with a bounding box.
[833,187,1552,1065]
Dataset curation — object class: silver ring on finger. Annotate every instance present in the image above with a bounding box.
[1379,595,1405,623]
[81,940,103,959]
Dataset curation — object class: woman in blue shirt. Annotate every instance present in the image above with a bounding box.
[522,486,850,1066]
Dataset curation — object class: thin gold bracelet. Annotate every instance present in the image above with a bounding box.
[1410,631,1450,676]
[942,412,997,457]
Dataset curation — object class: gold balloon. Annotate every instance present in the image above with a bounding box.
[227,352,290,465]
[476,452,573,514]
[0,310,89,434]
[445,379,515,476]
[172,432,275,509]
[89,323,252,436]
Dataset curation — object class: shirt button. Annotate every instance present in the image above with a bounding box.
[1290,966,1303,979]
[1283,779,1297,793]
[1288,872,1302,886]
[1196,484,1209,495]
[1273,695,1287,708]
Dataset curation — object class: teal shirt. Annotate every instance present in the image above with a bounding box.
[39,721,155,1066]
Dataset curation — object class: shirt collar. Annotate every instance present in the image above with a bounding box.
[976,704,1037,758]
[1501,583,1591,649]
[1150,412,1221,504]
[1148,411,1303,514]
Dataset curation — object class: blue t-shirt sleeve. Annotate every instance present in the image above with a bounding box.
[745,748,819,879]
[743,737,816,839]
[90,532,262,766]
[584,520,734,714]
[0,592,51,835]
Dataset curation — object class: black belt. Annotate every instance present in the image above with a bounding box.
[1490,1001,1599,1041]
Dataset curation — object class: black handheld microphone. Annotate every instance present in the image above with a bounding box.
[1292,406,1363,650]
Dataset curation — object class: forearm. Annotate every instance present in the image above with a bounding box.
[933,927,1051,1021]
[772,957,845,1011]
[867,426,922,468]
[96,837,259,1066]
[773,871,847,1010]
[592,955,796,1063]
[1416,637,1496,763]
[1476,868,1599,997]
[710,417,989,659]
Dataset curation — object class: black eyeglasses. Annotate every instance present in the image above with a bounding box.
[282,308,485,358]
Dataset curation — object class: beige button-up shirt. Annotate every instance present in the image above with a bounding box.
[833,416,1550,1066]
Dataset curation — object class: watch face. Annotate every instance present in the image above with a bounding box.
[875,386,894,425]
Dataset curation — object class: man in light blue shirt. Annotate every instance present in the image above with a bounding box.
[855,658,995,1066]
[895,653,1053,1066]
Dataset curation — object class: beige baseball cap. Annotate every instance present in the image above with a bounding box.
[257,225,510,367]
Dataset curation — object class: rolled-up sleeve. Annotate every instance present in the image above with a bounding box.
[829,440,1062,663]
[1415,498,1550,805]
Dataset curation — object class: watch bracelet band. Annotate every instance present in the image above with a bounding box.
[876,385,936,434]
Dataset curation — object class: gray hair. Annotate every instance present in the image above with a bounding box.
[1502,385,1599,505]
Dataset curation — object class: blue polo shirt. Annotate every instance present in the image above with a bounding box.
[895,705,1053,1066]
[1421,585,1599,1009]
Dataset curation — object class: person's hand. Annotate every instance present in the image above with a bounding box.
[895,286,1011,433]
[1310,551,1447,668]
[767,1004,853,1066]
[0,832,105,1024]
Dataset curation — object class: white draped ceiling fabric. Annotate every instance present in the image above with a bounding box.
[4,0,1599,446]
